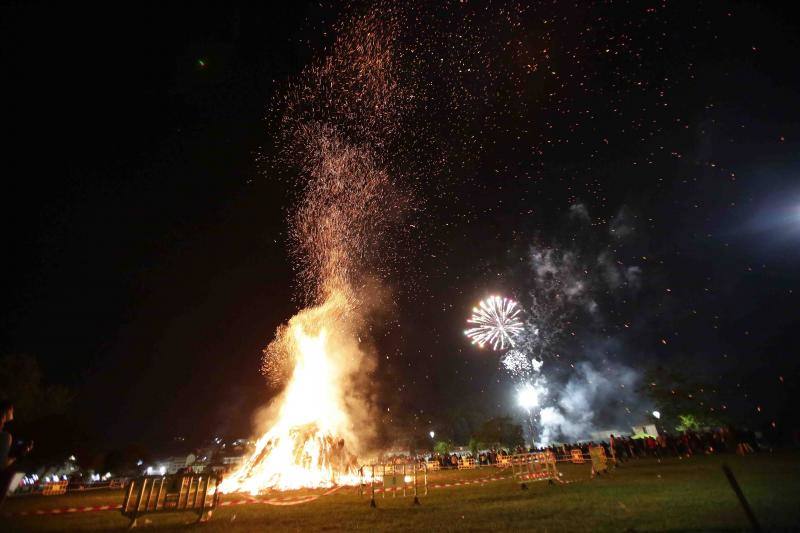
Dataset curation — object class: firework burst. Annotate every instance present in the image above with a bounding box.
[464,295,524,350]
[501,349,531,375]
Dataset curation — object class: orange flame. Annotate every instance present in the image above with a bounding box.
[219,292,367,494]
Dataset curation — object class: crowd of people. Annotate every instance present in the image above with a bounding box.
[605,428,761,460]
[424,450,515,468]
[415,428,764,469]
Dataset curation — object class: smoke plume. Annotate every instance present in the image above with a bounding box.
[508,203,650,445]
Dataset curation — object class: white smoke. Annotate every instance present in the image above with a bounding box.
[569,202,591,223]
[512,204,647,445]
[625,266,642,289]
[537,360,641,445]
[609,207,635,239]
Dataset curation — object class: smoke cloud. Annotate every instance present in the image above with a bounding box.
[508,204,650,445]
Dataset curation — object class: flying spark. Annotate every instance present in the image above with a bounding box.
[220,8,414,494]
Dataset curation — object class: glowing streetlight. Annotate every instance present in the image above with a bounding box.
[429,431,435,439]
[652,410,661,419]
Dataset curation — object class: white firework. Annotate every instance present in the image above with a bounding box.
[501,350,531,375]
[516,381,547,410]
[464,295,524,350]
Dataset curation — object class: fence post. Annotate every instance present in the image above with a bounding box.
[370,465,376,508]
[413,462,420,506]
[400,464,404,498]
[424,462,428,496]
[722,464,762,532]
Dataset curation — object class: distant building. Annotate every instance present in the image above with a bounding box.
[146,453,196,475]
[221,455,245,467]
[630,424,658,438]
[589,429,631,442]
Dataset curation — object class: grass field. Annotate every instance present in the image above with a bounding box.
[2,452,798,531]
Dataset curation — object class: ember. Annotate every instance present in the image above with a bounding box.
[220,10,410,494]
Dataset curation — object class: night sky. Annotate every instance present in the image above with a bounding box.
[2,1,799,454]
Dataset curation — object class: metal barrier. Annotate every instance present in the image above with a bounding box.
[359,461,427,507]
[121,473,220,528]
[68,478,130,492]
[509,452,560,489]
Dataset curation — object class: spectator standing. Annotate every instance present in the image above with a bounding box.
[0,401,33,507]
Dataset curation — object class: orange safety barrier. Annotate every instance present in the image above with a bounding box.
[570,449,585,464]
[458,457,477,470]
[360,461,427,507]
[42,481,68,496]
[509,452,560,489]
